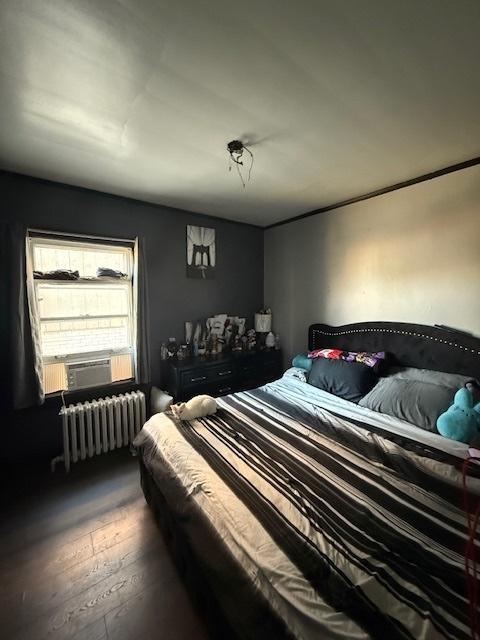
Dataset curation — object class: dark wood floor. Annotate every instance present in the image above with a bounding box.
[0,450,209,640]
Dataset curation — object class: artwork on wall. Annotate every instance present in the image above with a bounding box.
[186,225,216,279]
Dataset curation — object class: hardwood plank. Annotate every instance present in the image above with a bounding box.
[90,501,155,555]
[0,452,209,640]
[0,466,140,563]
[105,579,209,640]
[70,617,108,640]
[0,497,148,600]
[11,547,173,640]
[2,520,165,635]
[0,532,94,599]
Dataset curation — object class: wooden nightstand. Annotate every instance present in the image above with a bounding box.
[163,350,283,402]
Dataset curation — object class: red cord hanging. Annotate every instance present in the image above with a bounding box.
[463,456,480,639]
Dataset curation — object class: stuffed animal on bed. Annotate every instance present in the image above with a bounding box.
[436,387,480,444]
[171,395,217,421]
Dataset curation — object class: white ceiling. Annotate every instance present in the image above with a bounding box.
[0,0,479,226]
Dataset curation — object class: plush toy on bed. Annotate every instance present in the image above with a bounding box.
[171,395,217,421]
[436,387,480,444]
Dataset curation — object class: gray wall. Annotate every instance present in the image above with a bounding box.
[265,165,480,363]
[0,170,263,462]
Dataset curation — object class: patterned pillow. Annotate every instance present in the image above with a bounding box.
[308,348,386,369]
[308,348,344,361]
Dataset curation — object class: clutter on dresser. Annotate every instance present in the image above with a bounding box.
[177,344,189,360]
[161,311,280,363]
[167,337,178,358]
[160,342,168,361]
[265,331,276,348]
[246,328,257,350]
[254,307,275,349]
[191,315,247,356]
[254,307,272,333]
[185,321,193,354]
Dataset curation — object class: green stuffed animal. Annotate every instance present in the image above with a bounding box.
[437,387,480,444]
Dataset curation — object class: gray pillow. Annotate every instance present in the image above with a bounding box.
[386,366,474,388]
[359,378,456,432]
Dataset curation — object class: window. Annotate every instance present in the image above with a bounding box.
[29,236,135,394]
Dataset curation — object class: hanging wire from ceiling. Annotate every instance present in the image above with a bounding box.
[227,139,254,188]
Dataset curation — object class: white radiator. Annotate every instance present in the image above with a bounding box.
[54,390,146,472]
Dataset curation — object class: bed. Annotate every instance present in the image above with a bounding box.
[135,321,480,640]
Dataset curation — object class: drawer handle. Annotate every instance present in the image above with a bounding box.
[217,370,232,377]
[191,375,207,383]
[218,387,231,393]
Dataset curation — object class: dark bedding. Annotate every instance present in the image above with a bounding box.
[135,376,480,640]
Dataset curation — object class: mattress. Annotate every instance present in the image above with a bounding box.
[135,375,480,640]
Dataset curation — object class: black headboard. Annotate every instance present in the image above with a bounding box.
[308,321,480,379]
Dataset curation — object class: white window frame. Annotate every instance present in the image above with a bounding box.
[28,235,135,382]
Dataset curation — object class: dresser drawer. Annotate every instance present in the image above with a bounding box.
[181,368,210,388]
[263,361,281,376]
[237,361,257,379]
[208,363,235,382]
[165,350,283,401]
[181,362,235,388]
[261,356,280,369]
[209,381,234,396]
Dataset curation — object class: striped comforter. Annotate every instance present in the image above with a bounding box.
[136,376,480,640]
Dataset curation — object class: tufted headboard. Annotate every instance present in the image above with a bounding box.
[308,322,480,379]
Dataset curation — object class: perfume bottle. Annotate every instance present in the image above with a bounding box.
[160,342,168,361]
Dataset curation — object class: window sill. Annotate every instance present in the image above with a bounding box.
[44,379,145,406]
[34,277,131,284]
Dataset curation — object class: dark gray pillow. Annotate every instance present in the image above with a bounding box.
[359,378,456,432]
[308,358,378,403]
[387,366,474,388]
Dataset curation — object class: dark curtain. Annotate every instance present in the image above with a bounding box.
[134,236,151,385]
[1,221,44,410]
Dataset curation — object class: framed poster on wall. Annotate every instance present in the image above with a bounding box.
[186,225,216,279]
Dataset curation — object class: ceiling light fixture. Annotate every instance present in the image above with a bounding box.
[227,139,254,188]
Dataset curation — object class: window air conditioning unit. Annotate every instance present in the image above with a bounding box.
[67,359,111,391]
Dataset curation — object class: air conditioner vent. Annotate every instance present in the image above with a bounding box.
[67,360,111,390]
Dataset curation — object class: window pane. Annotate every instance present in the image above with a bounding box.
[32,241,131,278]
[40,317,130,356]
[37,283,130,319]
[30,236,136,391]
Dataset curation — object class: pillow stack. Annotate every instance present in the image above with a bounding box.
[289,348,477,435]
[305,348,385,403]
